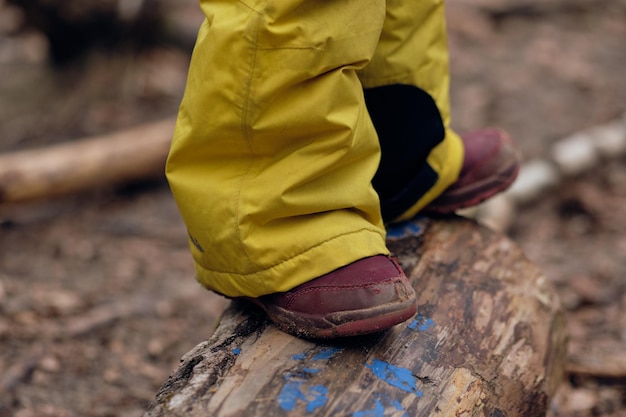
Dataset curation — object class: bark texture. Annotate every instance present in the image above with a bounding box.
[143,217,567,417]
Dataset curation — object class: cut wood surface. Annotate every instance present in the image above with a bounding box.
[143,217,567,417]
[0,117,176,203]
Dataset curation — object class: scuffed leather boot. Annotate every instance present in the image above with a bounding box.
[242,255,417,339]
[424,128,520,214]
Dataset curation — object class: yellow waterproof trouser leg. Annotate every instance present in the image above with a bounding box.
[166,0,390,297]
[360,0,464,222]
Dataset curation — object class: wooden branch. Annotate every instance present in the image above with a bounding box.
[0,117,176,203]
[567,352,626,379]
[143,217,567,417]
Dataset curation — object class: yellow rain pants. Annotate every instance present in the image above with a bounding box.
[166,0,463,297]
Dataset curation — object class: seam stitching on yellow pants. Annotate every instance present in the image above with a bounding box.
[195,228,385,276]
[234,3,264,283]
[238,0,263,14]
[256,46,322,51]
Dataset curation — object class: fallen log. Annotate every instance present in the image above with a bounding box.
[0,117,175,203]
[143,217,567,417]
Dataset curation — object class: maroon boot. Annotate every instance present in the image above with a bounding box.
[424,128,521,214]
[243,255,417,339]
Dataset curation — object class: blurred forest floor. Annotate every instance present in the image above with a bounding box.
[0,0,625,416]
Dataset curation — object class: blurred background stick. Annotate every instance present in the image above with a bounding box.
[0,117,176,203]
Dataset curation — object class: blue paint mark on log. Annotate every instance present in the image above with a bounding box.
[306,385,329,412]
[365,359,423,397]
[352,395,408,417]
[386,219,424,239]
[277,346,341,412]
[408,314,435,332]
[277,380,329,412]
[390,399,407,413]
[232,348,241,355]
[277,381,306,411]
[312,347,343,361]
[352,399,385,417]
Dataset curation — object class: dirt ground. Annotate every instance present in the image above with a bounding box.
[0,0,625,416]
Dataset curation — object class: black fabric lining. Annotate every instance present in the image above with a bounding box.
[364,84,444,221]
[379,163,438,222]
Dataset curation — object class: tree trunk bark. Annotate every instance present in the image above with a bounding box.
[143,217,567,417]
